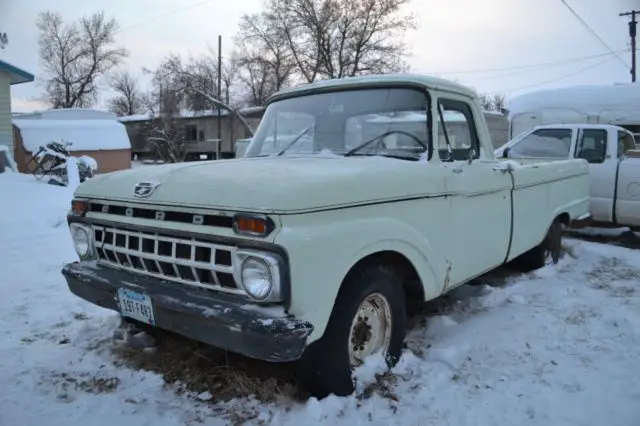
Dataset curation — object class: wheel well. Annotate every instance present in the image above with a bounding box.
[341,250,424,310]
[557,212,570,226]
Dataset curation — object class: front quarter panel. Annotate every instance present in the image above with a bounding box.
[274,199,450,343]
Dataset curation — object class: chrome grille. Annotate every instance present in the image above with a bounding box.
[93,225,244,294]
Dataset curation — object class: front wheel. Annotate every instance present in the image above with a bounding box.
[297,264,407,398]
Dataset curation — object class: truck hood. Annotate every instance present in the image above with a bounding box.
[75,156,441,213]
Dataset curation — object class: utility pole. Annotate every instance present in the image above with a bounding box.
[216,35,222,160]
[620,10,638,82]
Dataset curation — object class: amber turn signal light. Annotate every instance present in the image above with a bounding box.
[70,199,88,216]
[233,215,273,237]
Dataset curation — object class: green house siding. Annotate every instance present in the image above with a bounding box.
[0,71,12,149]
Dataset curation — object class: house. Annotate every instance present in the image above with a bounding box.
[13,108,132,174]
[0,59,34,173]
[119,107,264,160]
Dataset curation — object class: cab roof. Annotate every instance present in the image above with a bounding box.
[267,73,478,104]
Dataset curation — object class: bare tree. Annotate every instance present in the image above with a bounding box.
[234,55,282,106]
[234,9,296,105]
[149,53,255,133]
[137,64,187,163]
[479,94,493,111]
[492,94,506,113]
[0,31,8,49]
[107,70,145,116]
[147,115,188,164]
[36,11,128,108]
[152,49,232,112]
[238,0,416,85]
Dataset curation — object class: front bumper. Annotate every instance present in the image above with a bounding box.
[61,261,313,362]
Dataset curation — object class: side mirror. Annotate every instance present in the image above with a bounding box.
[502,147,510,158]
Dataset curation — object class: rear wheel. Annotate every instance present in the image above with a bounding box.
[297,264,407,398]
[512,217,563,271]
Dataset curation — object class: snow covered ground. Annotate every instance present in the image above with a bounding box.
[1,171,639,426]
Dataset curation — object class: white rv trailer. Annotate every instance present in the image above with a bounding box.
[508,83,640,139]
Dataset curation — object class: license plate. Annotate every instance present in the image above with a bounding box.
[117,288,156,326]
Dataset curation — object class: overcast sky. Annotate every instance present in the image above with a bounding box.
[1,0,638,112]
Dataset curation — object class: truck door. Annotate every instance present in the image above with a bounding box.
[574,128,615,222]
[436,97,512,287]
[613,130,640,227]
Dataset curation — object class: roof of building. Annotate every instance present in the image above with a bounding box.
[0,60,35,85]
[118,106,266,123]
[507,83,640,125]
[13,113,131,153]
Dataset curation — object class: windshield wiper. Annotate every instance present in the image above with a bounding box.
[344,130,427,157]
[345,152,420,161]
[276,125,314,156]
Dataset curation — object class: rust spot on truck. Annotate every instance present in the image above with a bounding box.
[444,261,452,289]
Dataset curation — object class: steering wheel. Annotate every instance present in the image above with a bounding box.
[375,129,428,150]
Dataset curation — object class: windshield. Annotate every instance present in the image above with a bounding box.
[508,128,573,159]
[244,87,431,159]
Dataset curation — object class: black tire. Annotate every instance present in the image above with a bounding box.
[512,217,562,272]
[296,263,407,398]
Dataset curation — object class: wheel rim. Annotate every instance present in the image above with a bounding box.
[348,293,392,368]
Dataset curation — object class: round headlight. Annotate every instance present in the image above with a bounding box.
[241,257,273,300]
[72,225,91,257]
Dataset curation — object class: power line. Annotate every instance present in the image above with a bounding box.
[436,49,628,75]
[559,0,629,67]
[496,54,616,94]
[114,0,213,35]
[471,50,630,82]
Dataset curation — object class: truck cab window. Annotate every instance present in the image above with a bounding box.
[618,131,636,157]
[437,99,479,161]
[260,112,316,155]
[575,129,607,163]
[509,128,572,159]
[245,87,430,159]
[345,110,428,157]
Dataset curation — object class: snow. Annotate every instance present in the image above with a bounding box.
[118,106,265,123]
[1,173,640,425]
[17,109,119,121]
[566,226,640,239]
[65,156,80,192]
[507,83,640,126]
[78,155,98,172]
[13,119,131,153]
[0,144,18,172]
[495,159,524,170]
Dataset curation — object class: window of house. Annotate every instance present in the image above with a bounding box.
[575,129,607,163]
[184,125,198,142]
[508,128,572,159]
[436,99,479,161]
[198,130,205,142]
[618,130,636,157]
